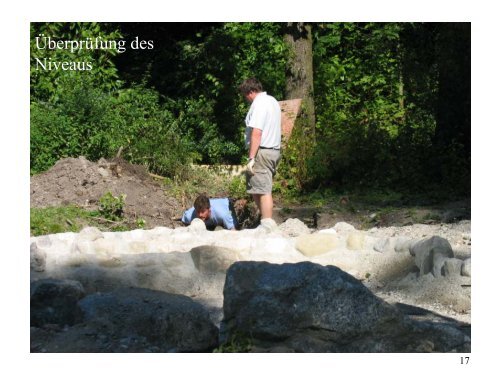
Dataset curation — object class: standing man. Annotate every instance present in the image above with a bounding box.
[239,78,281,232]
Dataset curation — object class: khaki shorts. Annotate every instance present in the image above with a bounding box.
[246,148,281,194]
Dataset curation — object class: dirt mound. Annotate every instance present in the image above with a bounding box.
[30,157,180,228]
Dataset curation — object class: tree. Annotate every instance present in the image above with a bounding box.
[30,22,123,102]
[283,22,316,136]
[282,22,316,189]
[433,22,471,193]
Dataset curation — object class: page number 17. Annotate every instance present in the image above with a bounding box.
[461,356,470,365]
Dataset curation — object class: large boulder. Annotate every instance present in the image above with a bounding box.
[410,236,454,277]
[31,278,85,327]
[74,287,219,352]
[220,261,470,352]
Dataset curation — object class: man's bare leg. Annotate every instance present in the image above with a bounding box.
[252,194,276,233]
[252,194,261,214]
[259,194,273,219]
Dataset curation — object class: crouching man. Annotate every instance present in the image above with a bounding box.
[181,194,238,231]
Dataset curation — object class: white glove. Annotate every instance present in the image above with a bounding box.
[246,158,255,175]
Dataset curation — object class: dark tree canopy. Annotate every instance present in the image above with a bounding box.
[30,22,470,198]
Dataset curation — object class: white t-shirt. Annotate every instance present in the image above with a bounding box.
[245,92,281,149]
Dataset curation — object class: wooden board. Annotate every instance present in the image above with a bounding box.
[279,98,302,143]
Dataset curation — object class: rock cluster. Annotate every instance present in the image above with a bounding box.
[31,280,218,352]
[30,219,471,352]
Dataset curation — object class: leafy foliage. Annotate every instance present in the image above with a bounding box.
[311,23,405,187]
[31,22,123,102]
[30,22,470,198]
[30,75,196,177]
[308,22,469,196]
[116,22,288,164]
[109,86,196,178]
[228,175,247,198]
[98,192,126,221]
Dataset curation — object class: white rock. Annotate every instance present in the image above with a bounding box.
[374,237,397,253]
[52,232,76,242]
[93,238,116,255]
[129,229,147,240]
[333,222,356,233]
[30,242,46,272]
[279,218,310,237]
[394,237,416,253]
[346,231,366,250]
[97,167,110,177]
[72,241,94,255]
[188,218,207,232]
[76,227,104,242]
[246,237,306,264]
[149,226,173,237]
[318,228,337,234]
[128,241,150,254]
[295,233,341,257]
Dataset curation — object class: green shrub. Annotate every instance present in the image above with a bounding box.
[135,218,147,229]
[228,175,247,199]
[30,76,119,174]
[112,87,197,178]
[30,101,74,175]
[30,78,198,179]
[98,192,126,221]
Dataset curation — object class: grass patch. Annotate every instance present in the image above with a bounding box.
[213,333,253,353]
[30,167,247,236]
[30,205,132,236]
[31,206,97,236]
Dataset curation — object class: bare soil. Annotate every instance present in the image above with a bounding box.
[30,156,471,232]
[30,157,181,229]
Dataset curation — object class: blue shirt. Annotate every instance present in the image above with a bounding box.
[181,198,237,230]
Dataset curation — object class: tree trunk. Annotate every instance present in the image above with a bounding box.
[284,22,316,137]
[283,22,316,188]
[397,39,406,124]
